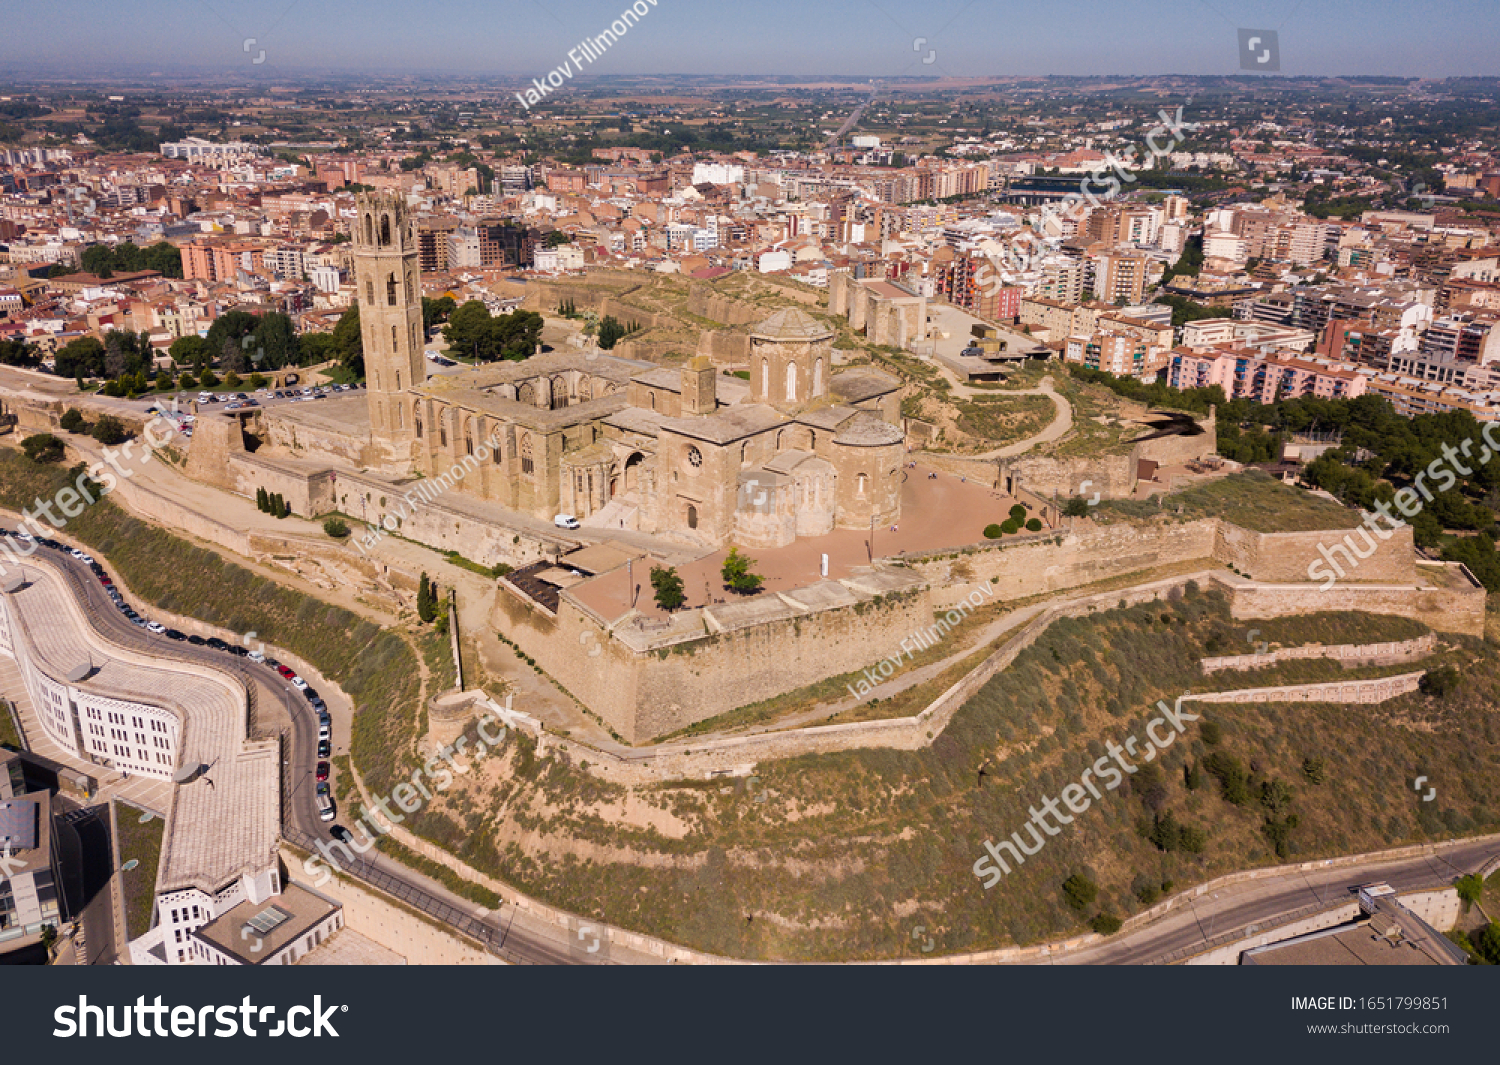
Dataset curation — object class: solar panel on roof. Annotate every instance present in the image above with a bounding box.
[244,905,292,936]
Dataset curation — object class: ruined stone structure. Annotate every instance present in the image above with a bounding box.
[828,272,928,348]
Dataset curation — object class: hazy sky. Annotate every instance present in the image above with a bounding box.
[6,0,1500,78]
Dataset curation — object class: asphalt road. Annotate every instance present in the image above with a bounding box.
[25,537,608,964]
[1052,835,1500,965]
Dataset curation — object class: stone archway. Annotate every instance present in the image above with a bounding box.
[624,451,645,492]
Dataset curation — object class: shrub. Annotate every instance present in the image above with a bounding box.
[199,369,220,388]
[223,371,241,389]
[1090,913,1123,936]
[983,523,1004,539]
[1062,873,1098,911]
[323,517,350,538]
[90,414,128,446]
[1420,667,1460,697]
[1062,496,1092,517]
[1204,750,1250,805]
[1008,504,1026,522]
[1301,757,1326,785]
[1456,874,1484,909]
[1025,518,1043,532]
[59,409,85,433]
[248,373,267,389]
[1200,720,1223,746]
[21,434,64,464]
[1000,519,1021,535]
[156,374,176,392]
[178,372,197,390]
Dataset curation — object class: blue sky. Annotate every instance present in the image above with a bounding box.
[6,0,1499,77]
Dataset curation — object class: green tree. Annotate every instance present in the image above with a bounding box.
[89,415,127,446]
[1062,496,1092,518]
[983,523,1003,539]
[169,335,209,368]
[597,315,627,350]
[54,336,106,379]
[59,409,85,433]
[21,433,65,463]
[257,486,268,512]
[443,300,493,359]
[650,565,686,611]
[721,547,764,595]
[323,517,350,538]
[422,295,457,331]
[417,572,436,623]
[0,338,40,368]
[330,305,364,376]
[1062,873,1098,911]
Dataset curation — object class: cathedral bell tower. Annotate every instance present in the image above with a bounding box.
[353,191,426,456]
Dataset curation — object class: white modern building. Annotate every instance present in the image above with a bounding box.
[0,556,285,965]
[158,138,263,162]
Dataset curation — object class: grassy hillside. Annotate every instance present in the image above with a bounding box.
[396,582,1497,961]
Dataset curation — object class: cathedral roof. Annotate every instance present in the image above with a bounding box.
[749,307,835,341]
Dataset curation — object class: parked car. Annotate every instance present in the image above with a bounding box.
[276,665,295,679]
[330,825,353,843]
[248,650,265,664]
[165,629,187,641]
[187,634,207,646]
[317,794,336,822]
[554,514,581,530]
[292,677,309,691]
[316,781,331,798]
[317,739,331,758]
[205,637,230,651]
[316,761,330,782]
[146,621,166,634]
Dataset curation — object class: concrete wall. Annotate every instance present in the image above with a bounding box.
[999,452,1137,501]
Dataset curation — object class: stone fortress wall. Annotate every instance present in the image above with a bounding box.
[490,505,1481,748]
[1200,634,1437,674]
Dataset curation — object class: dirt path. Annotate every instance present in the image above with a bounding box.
[923,361,1075,458]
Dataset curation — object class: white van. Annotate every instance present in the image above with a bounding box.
[317,794,336,822]
[554,514,581,530]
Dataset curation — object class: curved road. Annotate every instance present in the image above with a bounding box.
[21,536,617,964]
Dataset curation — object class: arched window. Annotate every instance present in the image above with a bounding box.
[814,357,824,395]
[438,411,448,447]
[465,420,474,456]
[686,504,698,530]
[391,325,397,352]
[521,434,534,475]
[365,279,374,305]
[649,392,656,410]
[396,404,404,430]
[404,272,414,303]
[785,362,798,403]
[857,472,869,497]
[387,273,397,306]
[760,358,769,395]
[363,214,373,245]
[380,214,392,245]
[396,371,401,391]
[414,407,423,438]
